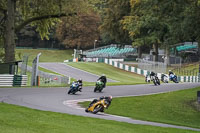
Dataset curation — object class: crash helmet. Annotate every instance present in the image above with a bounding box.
[108,95,112,101]
[102,74,105,76]
[78,78,82,83]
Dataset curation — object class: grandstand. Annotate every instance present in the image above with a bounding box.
[176,42,198,52]
[83,44,136,58]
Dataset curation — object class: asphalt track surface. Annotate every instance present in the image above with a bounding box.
[39,63,116,82]
[1,63,200,131]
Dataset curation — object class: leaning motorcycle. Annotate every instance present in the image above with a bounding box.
[145,75,151,83]
[169,74,179,83]
[85,99,111,114]
[68,82,80,94]
[161,74,169,83]
[94,80,104,92]
[151,75,160,85]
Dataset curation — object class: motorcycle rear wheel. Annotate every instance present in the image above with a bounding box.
[85,108,89,112]
[93,105,104,114]
[94,87,97,92]
[153,80,157,85]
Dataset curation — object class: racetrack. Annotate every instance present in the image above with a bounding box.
[39,63,117,82]
[1,83,200,131]
[1,63,200,131]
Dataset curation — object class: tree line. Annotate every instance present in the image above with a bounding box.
[0,0,200,63]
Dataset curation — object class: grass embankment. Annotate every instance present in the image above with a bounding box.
[169,63,199,76]
[80,87,200,129]
[0,103,198,133]
[68,62,145,86]
[16,49,73,65]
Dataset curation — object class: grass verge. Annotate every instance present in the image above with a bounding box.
[0,103,198,133]
[80,87,200,129]
[67,62,145,85]
[16,49,73,66]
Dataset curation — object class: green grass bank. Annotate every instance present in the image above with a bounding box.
[0,103,199,133]
[80,87,200,129]
[67,62,145,85]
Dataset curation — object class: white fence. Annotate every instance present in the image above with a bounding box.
[0,74,28,87]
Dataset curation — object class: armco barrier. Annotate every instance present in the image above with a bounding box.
[104,58,199,83]
[0,74,27,87]
[0,75,14,87]
[13,75,28,86]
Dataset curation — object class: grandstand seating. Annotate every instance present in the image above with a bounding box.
[83,45,136,58]
[176,42,198,52]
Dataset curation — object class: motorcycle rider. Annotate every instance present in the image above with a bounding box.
[89,95,112,109]
[76,78,83,92]
[73,79,83,91]
[98,74,107,88]
[168,70,174,76]
[150,71,156,80]
[168,70,178,83]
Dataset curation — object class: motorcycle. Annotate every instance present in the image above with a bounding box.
[169,74,179,83]
[94,79,104,92]
[68,82,81,94]
[161,74,169,83]
[151,75,160,85]
[145,74,151,83]
[85,98,111,114]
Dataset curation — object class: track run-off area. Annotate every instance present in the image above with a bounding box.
[0,63,200,131]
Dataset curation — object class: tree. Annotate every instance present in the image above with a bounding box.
[0,0,76,63]
[121,0,192,63]
[99,0,131,44]
[56,4,101,49]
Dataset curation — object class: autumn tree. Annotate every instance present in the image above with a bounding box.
[56,5,101,49]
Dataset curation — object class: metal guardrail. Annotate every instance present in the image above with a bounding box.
[23,65,69,85]
[0,74,27,87]
[0,75,13,87]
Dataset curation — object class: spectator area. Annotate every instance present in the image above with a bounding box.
[176,42,198,52]
[83,44,136,58]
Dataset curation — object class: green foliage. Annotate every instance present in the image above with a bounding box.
[100,0,131,44]
[16,0,70,40]
[121,0,200,48]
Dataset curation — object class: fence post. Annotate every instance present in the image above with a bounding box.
[68,77,71,85]
[199,64,200,82]
[197,91,200,104]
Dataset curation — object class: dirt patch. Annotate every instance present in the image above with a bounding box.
[189,100,200,112]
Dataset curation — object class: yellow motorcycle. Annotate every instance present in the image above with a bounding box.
[85,98,111,114]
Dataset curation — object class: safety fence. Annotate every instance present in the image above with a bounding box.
[0,74,28,87]
[24,65,69,86]
[137,58,167,73]
[104,58,199,83]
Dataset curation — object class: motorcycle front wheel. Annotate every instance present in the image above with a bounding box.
[153,80,157,85]
[68,89,72,94]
